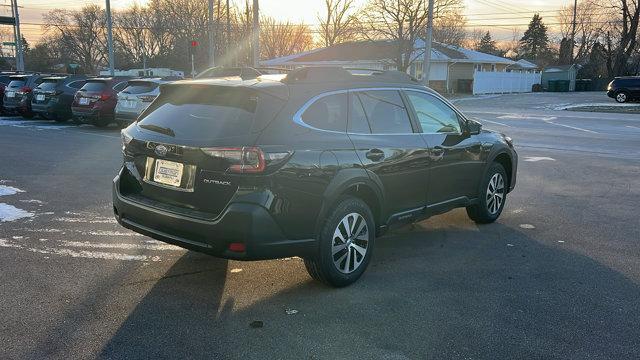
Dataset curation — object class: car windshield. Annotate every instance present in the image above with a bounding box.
[36,81,58,91]
[7,80,26,88]
[122,82,158,94]
[81,81,107,92]
[138,86,283,141]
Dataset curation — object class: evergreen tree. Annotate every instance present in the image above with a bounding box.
[519,14,549,60]
[477,31,497,55]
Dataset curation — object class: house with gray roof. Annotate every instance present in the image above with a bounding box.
[262,39,517,93]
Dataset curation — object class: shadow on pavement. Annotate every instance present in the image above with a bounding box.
[98,220,640,359]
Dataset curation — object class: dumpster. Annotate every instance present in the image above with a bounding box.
[547,80,557,92]
[557,80,570,92]
[457,79,473,93]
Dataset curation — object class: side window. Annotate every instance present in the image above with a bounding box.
[356,90,413,134]
[113,81,128,92]
[348,92,371,133]
[300,93,347,132]
[405,91,462,134]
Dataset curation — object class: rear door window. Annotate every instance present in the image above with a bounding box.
[355,90,413,134]
[113,81,128,92]
[122,82,158,94]
[300,93,347,132]
[81,81,107,92]
[68,80,85,89]
[138,86,284,141]
[348,92,371,134]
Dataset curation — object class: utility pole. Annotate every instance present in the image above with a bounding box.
[11,0,24,71]
[421,0,434,86]
[226,0,230,62]
[570,0,577,64]
[105,0,115,76]
[252,0,259,67]
[208,0,215,67]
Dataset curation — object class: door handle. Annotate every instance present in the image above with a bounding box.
[366,149,385,161]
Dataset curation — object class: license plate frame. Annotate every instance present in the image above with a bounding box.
[6,91,15,98]
[79,97,89,105]
[153,159,184,188]
[36,94,45,101]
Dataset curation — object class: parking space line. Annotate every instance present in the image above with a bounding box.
[543,120,599,134]
[478,118,511,127]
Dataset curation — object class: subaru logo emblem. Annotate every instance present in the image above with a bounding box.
[155,145,168,157]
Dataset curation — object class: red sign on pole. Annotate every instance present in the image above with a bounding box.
[191,40,199,47]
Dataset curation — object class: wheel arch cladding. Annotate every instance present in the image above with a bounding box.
[341,183,381,226]
[493,152,512,190]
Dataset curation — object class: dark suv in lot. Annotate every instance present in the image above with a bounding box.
[607,76,640,103]
[2,74,47,117]
[31,75,87,122]
[114,68,518,287]
[72,77,130,127]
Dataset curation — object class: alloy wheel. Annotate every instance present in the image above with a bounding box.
[616,92,627,103]
[331,212,369,274]
[486,173,505,215]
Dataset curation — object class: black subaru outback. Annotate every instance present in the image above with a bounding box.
[113,67,517,287]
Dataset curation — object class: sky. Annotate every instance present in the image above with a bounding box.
[1,0,573,45]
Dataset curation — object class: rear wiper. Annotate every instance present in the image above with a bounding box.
[139,124,175,137]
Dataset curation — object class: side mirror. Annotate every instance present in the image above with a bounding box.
[466,120,482,135]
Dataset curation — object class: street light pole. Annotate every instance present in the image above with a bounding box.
[570,0,577,64]
[421,0,434,86]
[11,0,24,71]
[252,0,259,67]
[208,0,215,67]
[105,0,115,76]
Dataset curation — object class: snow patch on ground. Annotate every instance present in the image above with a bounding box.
[0,119,74,130]
[53,217,117,224]
[554,102,640,110]
[0,238,162,262]
[59,240,183,251]
[0,185,24,197]
[0,203,35,222]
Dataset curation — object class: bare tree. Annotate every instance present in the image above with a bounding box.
[44,5,108,74]
[433,9,467,47]
[318,0,358,47]
[360,0,461,72]
[557,1,606,64]
[260,16,314,59]
[611,0,640,75]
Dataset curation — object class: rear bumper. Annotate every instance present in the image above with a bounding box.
[3,99,30,114]
[32,102,67,115]
[112,168,316,260]
[114,111,139,125]
[72,107,111,122]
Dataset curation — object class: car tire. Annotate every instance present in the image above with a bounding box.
[615,91,629,103]
[21,112,34,119]
[304,196,375,287]
[54,115,68,123]
[466,162,508,224]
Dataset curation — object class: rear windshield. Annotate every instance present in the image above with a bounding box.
[80,81,107,92]
[138,86,284,141]
[7,80,26,88]
[122,81,158,94]
[36,81,59,91]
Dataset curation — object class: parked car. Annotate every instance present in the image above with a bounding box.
[31,75,87,122]
[2,74,48,118]
[114,77,179,127]
[71,77,131,127]
[0,73,16,114]
[607,76,640,103]
[114,67,518,287]
[196,66,290,79]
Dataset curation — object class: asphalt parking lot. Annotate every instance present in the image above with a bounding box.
[1,92,639,359]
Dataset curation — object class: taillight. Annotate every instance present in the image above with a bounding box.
[138,95,157,102]
[201,147,266,173]
[17,86,31,95]
[100,93,111,101]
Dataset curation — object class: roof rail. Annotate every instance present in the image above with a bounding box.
[282,66,418,84]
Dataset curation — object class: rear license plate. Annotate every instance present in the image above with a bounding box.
[122,100,136,108]
[6,91,15,98]
[154,159,184,187]
[36,94,45,101]
[79,97,89,105]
